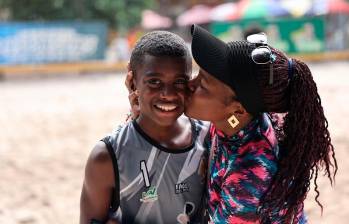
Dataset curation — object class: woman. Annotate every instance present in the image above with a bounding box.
[184,24,337,223]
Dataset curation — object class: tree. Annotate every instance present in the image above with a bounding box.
[0,0,155,32]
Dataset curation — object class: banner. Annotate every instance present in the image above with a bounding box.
[0,21,107,64]
[211,16,326,53]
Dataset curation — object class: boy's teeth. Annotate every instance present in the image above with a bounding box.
[156,104,177,111]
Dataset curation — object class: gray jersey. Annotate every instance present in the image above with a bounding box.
[105,118,209,224]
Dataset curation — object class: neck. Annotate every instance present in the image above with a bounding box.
[136,116,192,149]
[214,115,253,137]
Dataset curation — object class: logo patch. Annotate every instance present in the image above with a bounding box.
[175,182,189,194]
[140,186,158,203]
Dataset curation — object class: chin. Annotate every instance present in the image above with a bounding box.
[153,112,182,126]
[158,118,179,127]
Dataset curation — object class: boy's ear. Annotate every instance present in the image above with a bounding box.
[131,78,137,91]
[126,62,137,91]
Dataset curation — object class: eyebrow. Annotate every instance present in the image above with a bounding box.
[144,72,189,79]
[144,72,161,77]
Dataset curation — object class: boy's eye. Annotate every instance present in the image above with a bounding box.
[199,79,206,89]
[147,79,161,87]
[174,79,188,88]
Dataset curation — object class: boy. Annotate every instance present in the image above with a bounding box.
[80,31,209,224]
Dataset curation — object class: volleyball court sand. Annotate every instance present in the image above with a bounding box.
[0,62,348,223]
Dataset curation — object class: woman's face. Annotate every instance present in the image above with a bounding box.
[184,69,236,122]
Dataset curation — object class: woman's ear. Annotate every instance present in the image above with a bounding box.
[228,101,248,117]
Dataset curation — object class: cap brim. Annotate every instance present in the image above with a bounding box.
[191,24,232,87]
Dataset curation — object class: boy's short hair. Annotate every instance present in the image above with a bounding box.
[130,31,191,73]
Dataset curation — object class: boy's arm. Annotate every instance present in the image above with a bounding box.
[80,141,115,224]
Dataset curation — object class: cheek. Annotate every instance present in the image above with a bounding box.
[189,89,213,110]
[192,87,209,102]
[178,89,188,100]
[137,90,153,106]
[190,88,227,113]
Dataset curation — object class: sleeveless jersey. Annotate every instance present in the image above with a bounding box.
[105,118,210,224]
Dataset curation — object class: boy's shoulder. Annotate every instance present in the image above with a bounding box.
[103,121,135,146]
[185,117,211,144]
[191,118,210,129]
[107,121,134,139]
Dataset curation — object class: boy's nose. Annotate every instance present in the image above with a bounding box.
[160,85,177,99]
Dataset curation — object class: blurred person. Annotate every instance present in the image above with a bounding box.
[184,24,337,223]
[265,24,290,52]
[291,22,323,52]
[80,30,209,224]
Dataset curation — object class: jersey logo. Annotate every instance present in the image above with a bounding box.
[175,182,189,194]
[177,202,195,224]
[140,186,158,203]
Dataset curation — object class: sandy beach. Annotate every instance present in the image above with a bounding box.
[0,61,348,223]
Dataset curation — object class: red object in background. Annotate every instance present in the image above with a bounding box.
[210,0,291,22]
[176,5,212,26]
[209,2,239,21]
[141,10,173,30]
[329,0,349,14]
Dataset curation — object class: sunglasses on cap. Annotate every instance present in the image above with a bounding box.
[247,33,276,85]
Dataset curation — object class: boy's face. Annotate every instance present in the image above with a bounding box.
[133,54,191,127]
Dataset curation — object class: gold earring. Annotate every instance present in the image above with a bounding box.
[227,115,239,129]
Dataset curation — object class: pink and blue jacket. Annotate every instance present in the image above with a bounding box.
[206,113,306,223]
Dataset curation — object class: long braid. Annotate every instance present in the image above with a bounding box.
[258,50,337,223]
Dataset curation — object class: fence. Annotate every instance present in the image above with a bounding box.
[0,21,108,65]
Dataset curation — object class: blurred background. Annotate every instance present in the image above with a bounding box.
[0,0,348,223]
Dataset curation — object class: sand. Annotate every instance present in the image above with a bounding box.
[0,62,348,223]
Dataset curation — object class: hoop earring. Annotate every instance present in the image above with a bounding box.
[227,115,239,129]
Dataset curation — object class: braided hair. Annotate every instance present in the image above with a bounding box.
[256,48,338,223]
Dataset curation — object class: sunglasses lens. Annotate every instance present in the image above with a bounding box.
[251,47,271,64]
[247,33,267,44]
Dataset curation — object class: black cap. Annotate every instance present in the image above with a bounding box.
[191,24,265,115]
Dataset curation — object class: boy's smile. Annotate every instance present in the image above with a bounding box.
[134,54,191,128]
